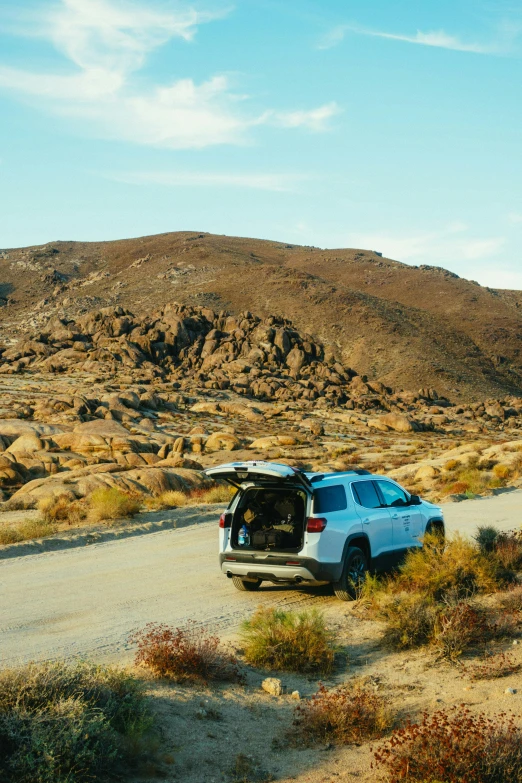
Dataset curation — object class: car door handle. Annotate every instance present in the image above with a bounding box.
[391,513,399,520]
[362,518,370,525]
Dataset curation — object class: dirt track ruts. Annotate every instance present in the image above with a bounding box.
[0,489,521,668]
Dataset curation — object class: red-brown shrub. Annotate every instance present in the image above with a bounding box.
[373,706,522,782]
[130,622,242,683]
[464,652,522,681]
[291,682,393,746]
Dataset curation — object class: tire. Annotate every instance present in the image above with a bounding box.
[231,576,262,592]
[333,546,368,601]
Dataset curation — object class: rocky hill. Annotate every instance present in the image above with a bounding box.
[1,231,521,399]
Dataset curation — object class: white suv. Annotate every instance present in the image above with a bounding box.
[204,461,444,601]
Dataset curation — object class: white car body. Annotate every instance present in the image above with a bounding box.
[205,461,444,596]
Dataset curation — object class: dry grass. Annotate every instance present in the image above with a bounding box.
[240,607,337,675]
[130,621,241,684]
[396,534,498,600]
[38,494,87,526]
[146,490,189,510]
[439,465,506,497]
[146,484,235,510]
[291,681,394,746]
[189,484,236,504]
[0,661,152,783]
[0,516,58,546]
[359,535,517,656]
[88,487,142,523]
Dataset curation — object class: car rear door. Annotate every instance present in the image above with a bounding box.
[374,480,422,549]
[350,480,394,561]
[204,461,311,491]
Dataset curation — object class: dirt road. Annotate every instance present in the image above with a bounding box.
[1,489,521,667]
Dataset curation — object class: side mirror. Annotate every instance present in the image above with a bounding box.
[409,494,422,506]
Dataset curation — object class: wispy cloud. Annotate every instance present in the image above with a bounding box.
[345,224,520,287]
[273,102,341,131]
[318,23,502,55]
[108,169,307,192]
[347,223,505,265]
[508,212,522,224]
[0,0,337,149]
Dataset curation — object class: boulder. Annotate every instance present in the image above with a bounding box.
[369,413,418,433]
[415,465,440,481]
[6,434,46,455]
[205,432,240,452]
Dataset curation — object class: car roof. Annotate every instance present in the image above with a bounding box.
[305,471,396,484]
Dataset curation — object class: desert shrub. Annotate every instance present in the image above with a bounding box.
[440,464,508,497]
[189,485,236,504]
[444,459,460,471]
[0,517,57,546]
[432,602,486,662]
[38,494,87,527]
[493,463,511,480]
[291,682,393,746]
[448,480,471,494]
[88,487,142,523]
[464,652,522,681]
[474,525,500,553]
[240,607,336,674]
[499,584,522,614]
[230,753,270,783]
[433,602,516,662]
[131,621,241,683]
[492,531,522,573]
[373,706,522,783]
[146,490,188,510]
[377,592,439,651]
[0,661,152,783]
[397,534,498,600]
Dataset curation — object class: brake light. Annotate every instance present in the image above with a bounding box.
[219,513,231,529]
[306,517,327,533]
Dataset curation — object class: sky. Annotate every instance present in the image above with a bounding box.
[0,0,522,289]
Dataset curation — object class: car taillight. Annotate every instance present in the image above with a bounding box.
[306,517,327,533]
[219,513,231,529]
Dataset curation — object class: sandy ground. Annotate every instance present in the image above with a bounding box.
[0,489,521,668]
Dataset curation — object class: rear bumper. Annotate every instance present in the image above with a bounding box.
[219,553,343,584]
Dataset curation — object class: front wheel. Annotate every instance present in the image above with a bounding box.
[333,546,368,601]
[231,576,262,592]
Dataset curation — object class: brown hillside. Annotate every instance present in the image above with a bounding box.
[1,232,521,400]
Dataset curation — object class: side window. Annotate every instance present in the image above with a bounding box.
[376,480,409,508]
[313,484,347,513]
[352,481,382,509]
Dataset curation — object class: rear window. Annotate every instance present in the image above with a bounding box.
[352,481,382,509]
[313,484,347,513]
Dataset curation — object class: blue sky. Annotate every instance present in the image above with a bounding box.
[1,0,522,289]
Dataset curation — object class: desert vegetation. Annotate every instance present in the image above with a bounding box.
[0,661,153,783]
[359,533,520,661]
[240,607,337,674]
[131,621,242,683]
[291,681,393,746]
[374,707,522,782]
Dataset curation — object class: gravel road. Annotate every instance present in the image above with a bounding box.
[1,489,521,668]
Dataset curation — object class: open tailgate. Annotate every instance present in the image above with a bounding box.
[204,461,312,490]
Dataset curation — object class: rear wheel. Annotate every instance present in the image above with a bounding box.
[231,576,262,592]
[333,546,368,601]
